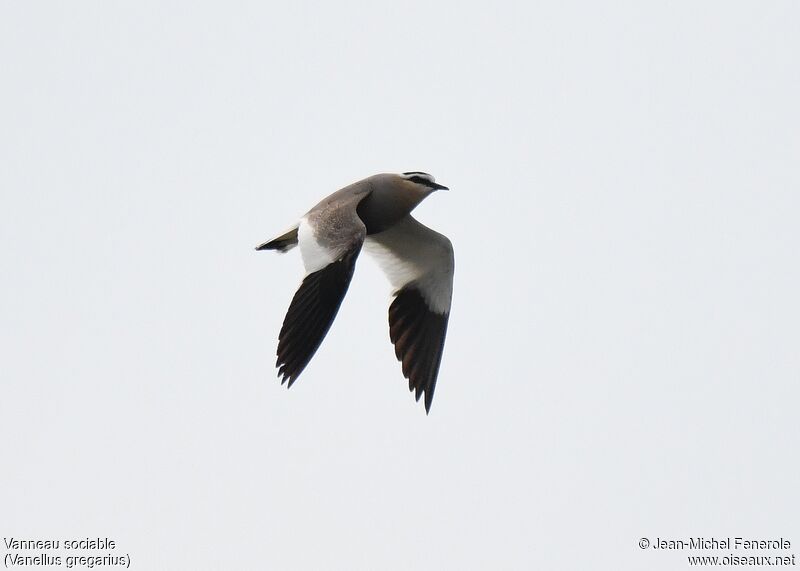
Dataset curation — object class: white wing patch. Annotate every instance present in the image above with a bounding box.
[365,216,454,314]
[297,216,337,274]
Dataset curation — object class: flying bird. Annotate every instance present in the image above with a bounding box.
[256,172,454,413]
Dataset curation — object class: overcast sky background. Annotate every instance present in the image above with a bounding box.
[2,2,798,569]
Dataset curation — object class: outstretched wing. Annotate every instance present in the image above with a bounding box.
[276,197,368,386]
[365,216,455,413]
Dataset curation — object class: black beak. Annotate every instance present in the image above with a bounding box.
[430,182,449,191]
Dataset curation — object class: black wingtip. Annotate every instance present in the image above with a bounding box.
[274,247,361,389]
[277,355,302,387]
[388,286,449,414]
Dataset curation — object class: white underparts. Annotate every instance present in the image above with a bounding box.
[298,216,337,274]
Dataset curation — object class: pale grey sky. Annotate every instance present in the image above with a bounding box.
[2,1,798,569]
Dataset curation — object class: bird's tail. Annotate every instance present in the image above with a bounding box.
[255,224,299,253]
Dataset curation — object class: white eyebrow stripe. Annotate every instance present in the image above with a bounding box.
[400,172,437,184]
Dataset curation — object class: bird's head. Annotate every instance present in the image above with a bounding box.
[396,171,449,196]
[356,171,449,233]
